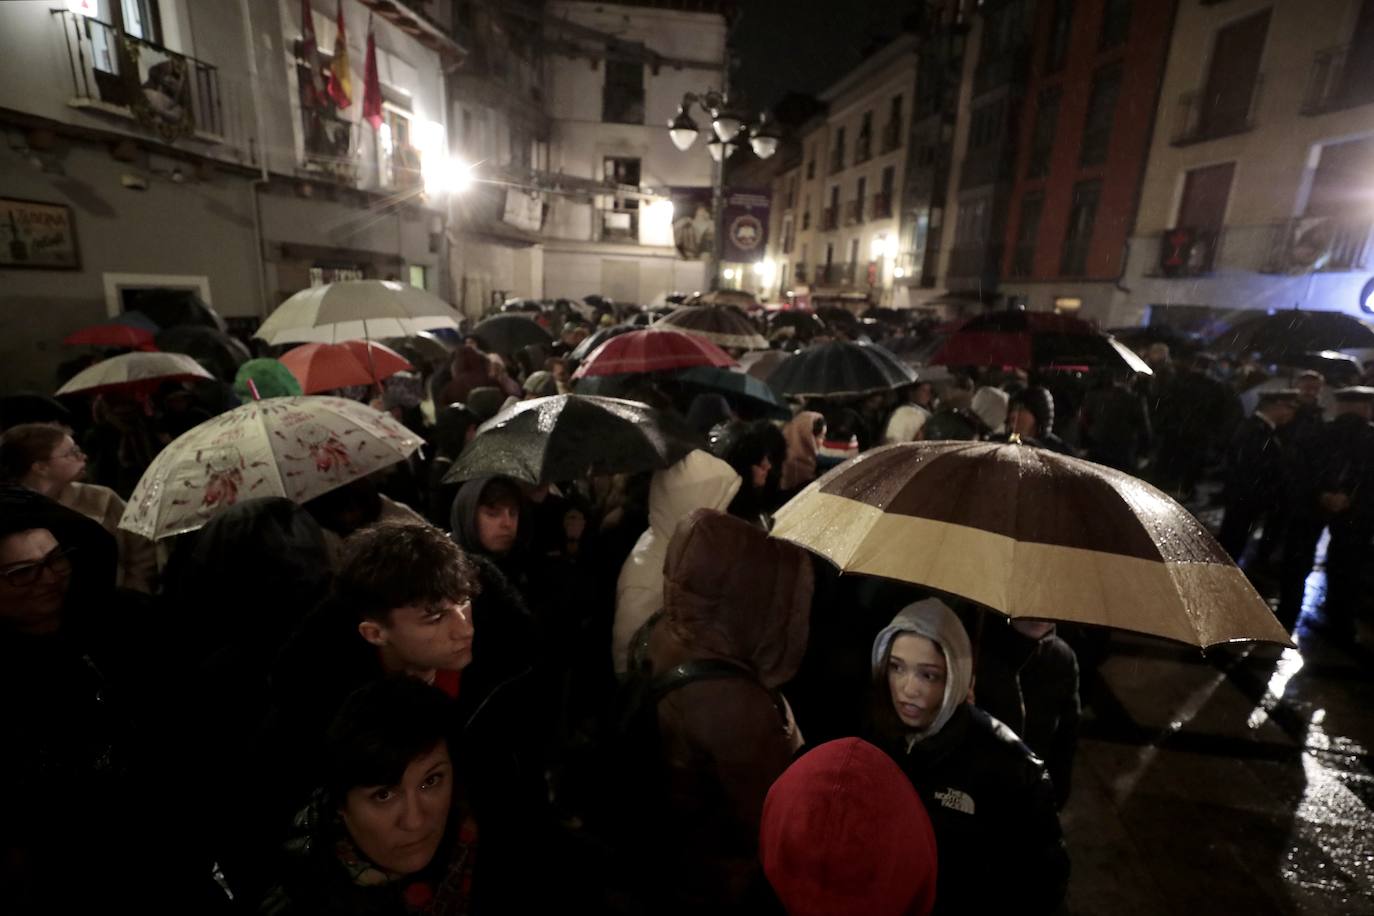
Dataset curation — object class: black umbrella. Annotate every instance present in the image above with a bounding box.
[670,366,791,419]
[155,326,250,382]
[570,323,637,362]
[443,394,704,485]
[124,288,226,330]
[767,310,829,342]
[473,314,554,357]
[0,392,72,430]
[1209,310,1374,358]
[768,341,918,399]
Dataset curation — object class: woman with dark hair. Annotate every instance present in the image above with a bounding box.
[712,420,787,528]
[261,676,480,915]
[867,599,1069,915]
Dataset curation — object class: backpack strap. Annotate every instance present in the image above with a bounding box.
[650,657,789,727]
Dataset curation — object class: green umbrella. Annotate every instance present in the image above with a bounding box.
[672,365,791,420]
[234,358,302,401]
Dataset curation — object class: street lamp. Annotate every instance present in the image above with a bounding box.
[668,104,700,152]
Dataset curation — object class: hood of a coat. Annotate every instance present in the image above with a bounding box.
[0,485,117,626]
[872,599,973,742]
[760,737,937,916]
[658,508,811,686]
[646,449,741,537]
[450,475,531,561]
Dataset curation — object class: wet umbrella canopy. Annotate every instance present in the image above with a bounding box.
[772,441,1292,648]
[155,326,251,382]
[473,313,555,357]
[656,305,770,350]
[1208,309,1374,359]
[767,340,917,398]
[443,394,704,485]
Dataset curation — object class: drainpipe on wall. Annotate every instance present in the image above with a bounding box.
[238,0,273,318]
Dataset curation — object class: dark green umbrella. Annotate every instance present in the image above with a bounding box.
[671,365,791,420]
[473,314,553,357]
[443,394,704,485]
[769,340,917,399]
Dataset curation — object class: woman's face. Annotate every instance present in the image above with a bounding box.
[887,634,947,731]
[751,455,772,489]
[42,435,87,486]
[341,742,454,876]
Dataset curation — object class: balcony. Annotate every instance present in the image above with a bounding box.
[54,9,225,142]
[855,134,872,164]
[1153,227,1220,277]
[881,120,902,153]
[1262,217,1372,273]
[813,262,857,286]
[1171,75,1264,146]
[829,150,846,175]
[599,208,640,243]
[871,192,894,220]
[1301,45,1374,115]
[843,199,864,226]
[794,263,809,283]
[821,208,839,231]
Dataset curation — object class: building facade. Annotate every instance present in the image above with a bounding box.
[536,0,726,305]
[998,0,1178,325]
[1119,0,1374,329]
[0,0,461,391]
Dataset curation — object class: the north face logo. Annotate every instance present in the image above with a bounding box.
[934,788,975,815]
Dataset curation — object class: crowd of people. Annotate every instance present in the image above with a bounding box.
[1,304,1367,914]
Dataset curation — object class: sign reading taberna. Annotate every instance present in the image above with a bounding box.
[1,198,79,270]
[722,189,770,263]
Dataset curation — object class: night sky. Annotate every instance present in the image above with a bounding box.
[730,0,916,109]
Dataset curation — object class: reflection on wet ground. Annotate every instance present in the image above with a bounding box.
[1062,562,1374,914]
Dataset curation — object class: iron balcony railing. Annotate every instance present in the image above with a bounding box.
[1171,74,1264,146]
[881,120,902,153]
[599,208,640,243]
[821,208,839,231]
[1301,45,1374,115]
[1261,217,1372,274]
[843,199,864,226]
[855,132,872,164]
[54,9,224,140]
[871,192,894,220]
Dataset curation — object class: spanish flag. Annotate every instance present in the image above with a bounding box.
[327,2,353,109]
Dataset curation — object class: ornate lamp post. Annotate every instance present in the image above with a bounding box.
[667,90,780,290]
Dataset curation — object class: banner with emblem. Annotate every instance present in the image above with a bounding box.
[722,188,770,263]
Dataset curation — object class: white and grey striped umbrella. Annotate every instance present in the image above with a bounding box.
[255,280,462,345]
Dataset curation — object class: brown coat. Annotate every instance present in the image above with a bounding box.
[56,481,157,593]
[646,508,812,910]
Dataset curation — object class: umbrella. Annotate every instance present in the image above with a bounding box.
[772,441,1292,648]
[739,348,790,381]
[234,359,302,401]
[123,288,226,330]
[1208,309,1374,358]
[767,310,830,343]
[119,396,422,540]
[570,323,638,362]
[255,280,462,345]
[380,333,452,371]
[64,311,160,349]
[671,365,791,419]
[473,314,554,357]
[768,341,917,399]
[280,341,414,394]
[56,351,214,397]
[155,326,251,381]
[0,392,73,429]
[686,289,760,310]
[442,394,704,485]
[572,328,736,379]
[656,305,770,350]
[930,311,1150,372]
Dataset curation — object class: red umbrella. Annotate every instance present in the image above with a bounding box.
[63,311,159,350]
[572,328,736,379]
[929,311,1146,371]
[279,341,413,394]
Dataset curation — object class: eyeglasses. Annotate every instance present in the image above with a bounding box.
[0,547,76,587]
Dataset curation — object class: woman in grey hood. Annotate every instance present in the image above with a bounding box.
[868,599,1069,915]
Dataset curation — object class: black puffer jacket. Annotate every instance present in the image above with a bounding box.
[880,705,1068,916]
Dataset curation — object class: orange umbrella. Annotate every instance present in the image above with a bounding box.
[279,341,413,394]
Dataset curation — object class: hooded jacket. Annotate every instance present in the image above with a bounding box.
[870,601,1068,915]
[643,508,812,911]
[760,738,937,916]
[612,450,741,673]
[780,411,824,492]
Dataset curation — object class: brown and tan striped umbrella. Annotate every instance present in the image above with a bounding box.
[772,441,1292,648]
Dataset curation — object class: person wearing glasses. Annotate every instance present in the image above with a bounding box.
[1,422,157,592]
[0,485,204,911]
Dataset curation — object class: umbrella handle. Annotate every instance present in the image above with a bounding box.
[247,379,261,401]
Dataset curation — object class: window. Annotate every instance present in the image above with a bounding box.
[827,185,840,229]
[1012,193,1044,277]
[877,166,895,218]
[857,111,874,162]
[1080,65,1122,166]
[806,147,816,179]
[855,176,867,222]
[802,196,812,230]
[605,156,641,187]
[408,265,428,290]
[120,0,163,43]
[380,107,419,189]
[969,99,1005,151]
[1046,0,1074,74]
[1060,180,1102,275]
[602,50,644,124]
[849,237,861,271]
[1100,0,1132,48]
[1198,10,1270,138]
[884,95,903,151]
[831,127,847,172]
[1027,87,1061,178]
[1177,162,1234,229]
